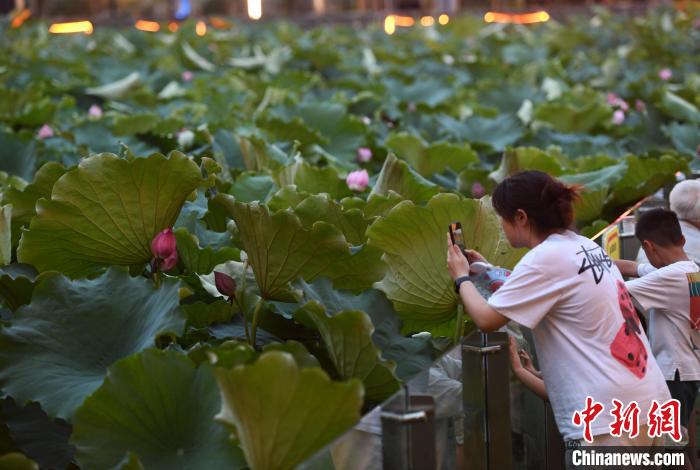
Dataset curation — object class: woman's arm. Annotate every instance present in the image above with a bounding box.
[446,233,509,332]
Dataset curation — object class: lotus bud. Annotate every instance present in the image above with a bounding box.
[658,68,672,81]
[357,147,373,163]
[37,124,54,139]
[160,252,179,272]
[177,129,195,148]
[214,271,237,299]
[151,228,177,261]
[88,104,103,118]
[471,181,485,199]
[346,169,369,192]
[612,110,625,125]
[182,70,194,82]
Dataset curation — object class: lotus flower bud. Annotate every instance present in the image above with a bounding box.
[37,124,54,139]
[471,181,485,199]
[606,92,620,106]
[177,129,194,148]
[182,70,194,82]
[658,68,672,81]
[357,147,373,163]
[214,271,237,298]
[612,110,625,125]
[88,104,103,118]
[346,169,369,192]
[151,228,177,272]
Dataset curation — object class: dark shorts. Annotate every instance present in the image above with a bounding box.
[666,370,700,428]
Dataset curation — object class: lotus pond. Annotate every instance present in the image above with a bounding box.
[0,7,699,469]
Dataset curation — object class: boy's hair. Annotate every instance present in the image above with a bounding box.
[635,208,684,247]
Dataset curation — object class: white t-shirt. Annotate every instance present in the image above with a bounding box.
[487,231,671,441]
[626,260,700,381]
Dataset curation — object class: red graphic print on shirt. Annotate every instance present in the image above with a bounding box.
[610,281,648,379]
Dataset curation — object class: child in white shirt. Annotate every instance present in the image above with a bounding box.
[616,208,700,429]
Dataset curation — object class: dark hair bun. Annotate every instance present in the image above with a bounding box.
[493,171,580,233]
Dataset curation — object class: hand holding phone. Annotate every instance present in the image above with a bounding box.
[449,222,466,254]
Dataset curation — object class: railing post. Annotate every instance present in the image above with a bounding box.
[381,390,437,469]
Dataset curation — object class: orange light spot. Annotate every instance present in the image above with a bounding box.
[135,20,160,32]
[11,9,31,28]
[484,10,550,24]
[438,14,449,25]
[49,20,93,34]
[168,21,179,32]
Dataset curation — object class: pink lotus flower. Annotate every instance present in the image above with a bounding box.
[88,104,102,118]
[214,271,237,298]
[346,169,369,192]
[357,147,373,163]
[635,99,646,113]
[37,124,54,139]
[182,70,193,82]
[606,92,629,111]
[658,68,672,81]
[471,181,485,198]
[612,110,625,125]
[151,228,178,272]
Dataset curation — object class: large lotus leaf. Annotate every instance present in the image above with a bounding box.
[384,133,478,177]
[488,147,565,184]
[0,267,184,419]
[369,154,438,204]
[607,155,688,211]
[174,228,240,275]
[663,123,700,159]
[321,244,386,292]
[17,152,203,278]
[0,130,37,182]
[215,195,349,301]
[273,158,352,200]
[291,193,369,245]
[659,91,700,125]
[436,114,525,152]
[296,303,399,401]
[0,397,74,469]
[560,163,626,223]
[367,193,525,335]
[0,264,37,311]
[229,172,276,203]
[533,89,612,133]
[3,162,66,249]
[214,351,363,470]
[291,278,434,380]
[71,349,246,470]
[282,103,367,164]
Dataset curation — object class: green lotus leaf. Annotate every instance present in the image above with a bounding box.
[181,300,235,329]
[113,113,158,136]
[267,185,312,212]
[214,351,363,470]
[364,191,405,219]
[273,159,352,200]
[296,304,400,402]
[0,452,38,470]
[17,152,203,278]
[85,72,140,99]
[262,340,321,370]
[289,192,369,245]
[659,91,700,125]
[0,130,37,182]
[0,264,37,311]
[0,397,74,469]
[663,123,700,158]
[367,193,525,335]
[291,278,434,380]
[437,114,525,152]
[3,162,66,249]
[489,147,565,184]
[229,172,276,203]
[560,163,626,223]
[174,228,240,275]
[322,244,386,292]
[385,133,478,178]
[215,195,351,301]
[0,267,184,419]
[71,349,246,470]
[534,89,612,133]
[369,154,438,204]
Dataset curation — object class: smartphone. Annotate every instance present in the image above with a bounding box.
[449,222,466,252]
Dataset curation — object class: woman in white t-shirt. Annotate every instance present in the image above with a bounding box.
[446,170,671,446]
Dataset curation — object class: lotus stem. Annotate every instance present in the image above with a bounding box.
[250,297,264,349]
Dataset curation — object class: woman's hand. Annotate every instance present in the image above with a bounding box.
[446,232,470,280]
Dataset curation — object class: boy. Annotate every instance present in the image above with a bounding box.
[616,208,700,432]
